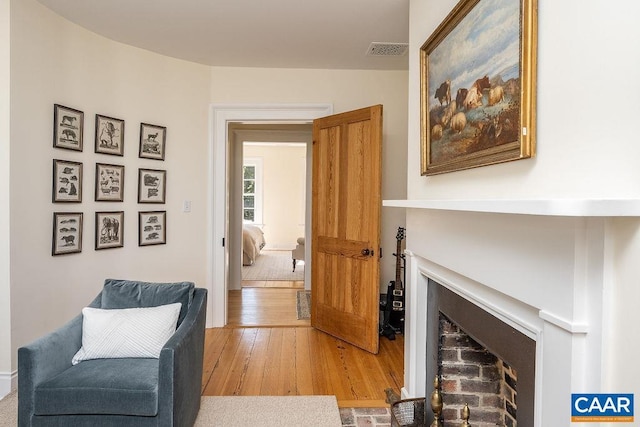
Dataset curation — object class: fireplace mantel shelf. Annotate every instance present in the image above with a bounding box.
[383,199,640,217]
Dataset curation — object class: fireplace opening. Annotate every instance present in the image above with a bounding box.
[425,278,535,427]
[440,313,518,426]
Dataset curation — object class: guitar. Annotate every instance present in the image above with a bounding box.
[380,227,405,339]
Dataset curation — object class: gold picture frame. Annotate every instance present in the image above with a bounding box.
[420,0,537,175]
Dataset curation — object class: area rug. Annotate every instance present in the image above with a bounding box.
[297,290,311,319]
[0,391,342,427]
[0,391,16,427]
[196,395,341,426]
[242,250,304,281]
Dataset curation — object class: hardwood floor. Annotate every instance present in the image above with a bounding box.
[228,281,308,327]
[202,285,404,408]
[241,280,304,289]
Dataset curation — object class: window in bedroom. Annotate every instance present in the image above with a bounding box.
[242,157,263,224]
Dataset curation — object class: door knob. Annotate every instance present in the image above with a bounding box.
[361,248,374,257]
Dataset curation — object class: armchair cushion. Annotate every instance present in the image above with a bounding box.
[101,279,194,325]
[71,303,181,365]
[34,358,159,416]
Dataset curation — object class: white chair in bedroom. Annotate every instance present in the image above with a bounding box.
[291,237,305,272]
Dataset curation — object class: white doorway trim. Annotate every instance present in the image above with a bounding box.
[208,104,333,327]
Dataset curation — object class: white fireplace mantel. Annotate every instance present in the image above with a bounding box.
[383,198,640,217]
[400,198,626,426]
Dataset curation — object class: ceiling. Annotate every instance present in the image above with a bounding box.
[36,0,410,70]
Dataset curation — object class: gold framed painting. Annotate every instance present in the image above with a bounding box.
[420,0,537,175]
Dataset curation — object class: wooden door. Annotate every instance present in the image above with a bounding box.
[311,105,382,354]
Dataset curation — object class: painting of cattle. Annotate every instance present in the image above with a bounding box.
[138,211,167,246]
[95,211,124,250]
[53,159,83,203]
[52,212,83,255]
[53,104,84,152]
[420,0,537,175]
[138,168,166,203]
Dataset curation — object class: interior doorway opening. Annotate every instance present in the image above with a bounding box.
[208,104,332,328]
[236,138,307,280]
[228,126,311,327]
[227,124,311,287]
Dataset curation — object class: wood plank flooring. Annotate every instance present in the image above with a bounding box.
[202,285,404,408]
[228,281,309,327]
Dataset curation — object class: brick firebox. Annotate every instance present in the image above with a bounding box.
[440,314,518,426]
[425,279,535,427]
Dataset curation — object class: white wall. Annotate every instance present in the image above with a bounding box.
[407,0,640,408]
[7,0,211,381]
[408,0,640,200]
[608,219,640,393]
[0,0,12,396]
[244,144,306,249]
[209,67,409,290]
[2,0,410,393]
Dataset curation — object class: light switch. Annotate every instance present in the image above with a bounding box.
[183,200,192,213]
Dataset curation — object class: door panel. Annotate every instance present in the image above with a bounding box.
[311,105,382,354]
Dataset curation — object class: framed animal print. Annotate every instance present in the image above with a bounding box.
[139,123,166,160]
[95,211,124,250]
[95,114,125,156]
[53,104,84,151]
[420,0,537,175]
[139,211,166,246]
[138,168,166,203]
[53,159,83,203]
[95,163,124,202]
[52,212,83,256]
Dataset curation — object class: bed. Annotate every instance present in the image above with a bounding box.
[242,224,266,266]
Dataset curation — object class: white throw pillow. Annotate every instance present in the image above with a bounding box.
[72,303,182,365]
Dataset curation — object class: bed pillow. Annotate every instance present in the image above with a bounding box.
[71,303,181,365]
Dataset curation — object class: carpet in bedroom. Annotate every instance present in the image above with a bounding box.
[242,250,304,281]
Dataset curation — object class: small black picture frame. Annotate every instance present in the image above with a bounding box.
[52,212,83,255]
[95,211,124,250]
[139,123,166,160]
[138,168,166,203]
[139,211,166,246]
[95,163,124,202]
[53,159,83,203]
[95,114,125,156]
[53,104,84,151]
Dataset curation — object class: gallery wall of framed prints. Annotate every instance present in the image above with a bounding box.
[51,103,169,255]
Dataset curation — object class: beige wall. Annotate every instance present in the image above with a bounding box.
[244,144,306,249]
[210,67,409,290]
[0,0,11,394]
[2,0,409,393]
[5,0,211,384]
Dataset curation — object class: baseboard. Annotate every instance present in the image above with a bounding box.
[401,387,410,399]
[0,370,17,399]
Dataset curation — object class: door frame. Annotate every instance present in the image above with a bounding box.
[207,103,333,327]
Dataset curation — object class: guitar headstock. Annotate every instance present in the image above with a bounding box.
[396,227,405,241]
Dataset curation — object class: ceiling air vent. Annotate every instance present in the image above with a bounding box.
[366,42,409,57]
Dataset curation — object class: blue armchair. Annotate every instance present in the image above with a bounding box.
[18,279,207,427]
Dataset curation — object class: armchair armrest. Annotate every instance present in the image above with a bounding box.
[17,293,101,426]
[157,288,207,426]
[18,314,83,426]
